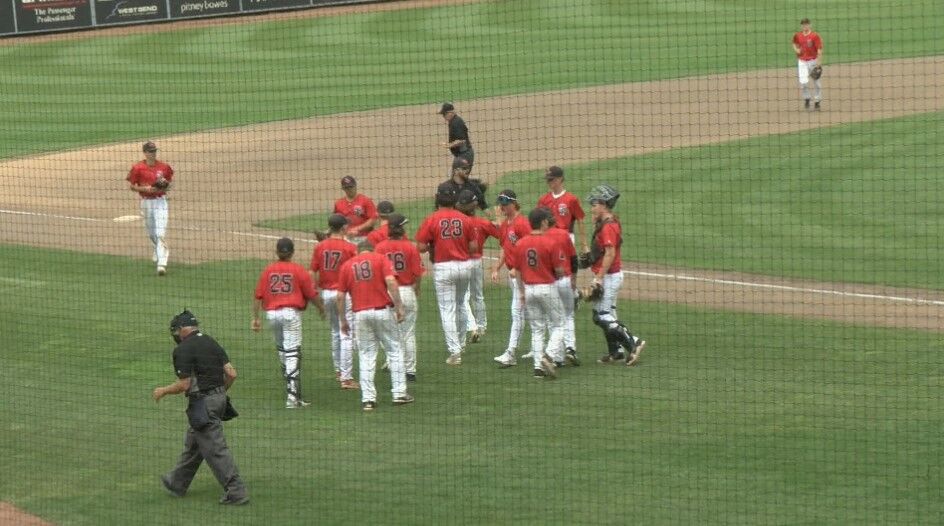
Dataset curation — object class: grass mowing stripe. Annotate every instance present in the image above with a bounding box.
[1,0,942,158]
[1,244,942,524]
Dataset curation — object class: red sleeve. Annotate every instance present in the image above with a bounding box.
[380,255,395,279]
[362,198,378,220]
[126,165,137,183]
[366,230,381,245]
[792,33,799,45]
[504,244,519,270]
[814,34,822,50]
[571,196,585,220]
[254,270,268,300]
[164,163,174,181]
[516,218,532,239]
[298,268,318,300]
[485,221,500,239]
[415,217,431,245]
[310,246,322,272]
[598,223,618,247]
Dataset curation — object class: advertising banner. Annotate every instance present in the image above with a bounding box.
[1,0,16,35]
[94,0,167,25]
[169,0,239,19]
[13,0,92,32]
[241,0,309,13]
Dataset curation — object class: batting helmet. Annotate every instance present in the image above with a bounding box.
[587,184,620,208]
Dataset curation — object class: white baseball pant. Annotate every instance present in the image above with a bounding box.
[321,289,356,381]
[433,260,473,356]
[504,276,525,354]
[461,258,487,334]
[797,59,822,102]
[523,283,565,369]
[355,307,407,403]
[555,276,576,362]
[592,271,624,324]
[265,307,304,404]
[140,197,169,268]
[398,286,418,374]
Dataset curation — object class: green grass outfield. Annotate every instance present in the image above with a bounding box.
[1,245,942,524]
[0,0,942,158]
[263,111,944,290]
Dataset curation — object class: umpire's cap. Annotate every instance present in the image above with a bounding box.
[170,309,199,331]
[276,237,294,254]
[438,102,455,115]
[328,213,349,231]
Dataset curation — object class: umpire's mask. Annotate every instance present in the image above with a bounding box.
[169,309,199,343]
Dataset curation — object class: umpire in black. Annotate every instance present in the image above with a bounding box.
[439,102,474,173]
[441,157,488,211]
[152,310,249,505]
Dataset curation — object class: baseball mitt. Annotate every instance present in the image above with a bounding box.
[810,65,823,80]
[576,252,594,269]
[153,178,169,190]
[577,282,604,303]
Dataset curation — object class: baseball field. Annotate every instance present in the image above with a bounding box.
[1,0,943,524]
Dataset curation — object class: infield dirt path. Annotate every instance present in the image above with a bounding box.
[2,56,943,330]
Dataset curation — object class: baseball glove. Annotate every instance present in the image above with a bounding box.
[810,65,822,80]
[576,252,594,269]
[577,282,604,303]
[153,178,169,190]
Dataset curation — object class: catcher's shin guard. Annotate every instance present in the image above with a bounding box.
[282,347,302,401]
[605,321,638,354]
[592,310,621,356]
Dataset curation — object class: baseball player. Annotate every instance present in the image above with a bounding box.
[126,141,173,276]
[538,166,587,253]
[310,214,360,390]
[457,189,500,342]
[439,103,474,174]
[366,200,399,246]
[374,213,425,381]
[337,240,414,411]
[334,176,378,241]
[543,214,580,366]
[581,185,646,366]
[415,183,478,365]
[490,189,533,365]
[252,238,326,408]
[792,18,823,111]
[503,208,567,378]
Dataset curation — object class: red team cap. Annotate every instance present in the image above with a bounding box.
[142,141,157,152]
[341,176,357,188]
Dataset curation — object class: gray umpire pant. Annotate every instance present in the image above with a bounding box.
[164,392,247,499]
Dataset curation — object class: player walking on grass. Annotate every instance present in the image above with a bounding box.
[338,240,413,412]
[375,214,425,382]
[538,166,587,253]
[543,216,580,367]
[792,18,823,111]
[252,237,326,408]
[126,141,173,276]
[457,189,500,343]
[415,183,479,365]
[311,214,360,389]
[491,190,533,365]
[503,208,567,378]
[582,185,646,366]
[334,176,378,242]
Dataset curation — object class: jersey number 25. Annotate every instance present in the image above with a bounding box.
[268,273,294,294]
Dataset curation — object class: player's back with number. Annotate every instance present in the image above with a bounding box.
[508,235,563,285]
[255,260,318,311]
[415,208,474,263]
[375,238,424,287]
[311,238,357,290]
[338,252,396,311]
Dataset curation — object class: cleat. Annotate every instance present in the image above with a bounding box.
[626,340,646,367]
[470,331,482,344]
[219,494,250,506]
[533,368,545,378]
[393,394,415,405]
[160,475,185,497]
[406,373,416,382]
[157,266,167,276]
[362,401,377,412]
[340,379,360,390]
[495,354,517,368]
[814,101,821,111]
[597,353,622,365]
[286,399,311,408]
[540,355,558,379]
[520,350,534,359]
[335,371,341,382]
[804,98,811,110]
[446,353,462,366]
[565,348,581,367]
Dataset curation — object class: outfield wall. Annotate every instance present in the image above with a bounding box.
[0,0,387,36]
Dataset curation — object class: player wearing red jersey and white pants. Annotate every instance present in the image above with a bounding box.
[311,214,360,390]
[504,208,567,378]
[544,222,579,366]
[252,238,326,408]
[126,141,174,276]
[457,189,500,342]
[415,183,478,365]
[792,18,823,110]
[374,213,425,382]
[583,185,646,366]
[338,241,414,411]
[334,176,378,242]
[490,190,532,365]
[538,166,587,253]
[366,200,399,246]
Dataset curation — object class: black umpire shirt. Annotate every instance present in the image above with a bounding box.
[448,116,471,156]
[441,178,488,210]
[172,332,229,392]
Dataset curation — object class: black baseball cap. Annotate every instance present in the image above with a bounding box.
[377,201,395,215]
[438,103,455,114]
[387,213,408,229]
[328,213,349,230]
[545,166,564,180]
[497,189,518,205]
[452,157,471,170]
[276,237,294,254]
[142,141,157,152]
[341,176,357,188]
[457,189,478,205]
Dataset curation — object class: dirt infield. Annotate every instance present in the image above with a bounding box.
[0,503,52,526]
[1,56,943,330]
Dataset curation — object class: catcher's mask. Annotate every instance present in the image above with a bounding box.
[170,309,199,343]
[587,184,620,209]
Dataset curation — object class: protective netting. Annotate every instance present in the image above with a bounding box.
[1,1,943,524]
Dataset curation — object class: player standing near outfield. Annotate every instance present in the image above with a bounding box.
[334,176,378,242]
[338,240,414,411]
[457,189,500,342]
[792,18,823,111]
[126,141,173,276]
[311,214,360,389]
[503,208,567,378]
[374,213,425,381]
[491,190,533,365]
[415,183,479,365]
[252,238,326,408]
[581,185,646,366]
[439,103,475,174]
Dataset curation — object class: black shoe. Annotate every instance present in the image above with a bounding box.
[814,101,821,111]
[804,98,811,109]
[565,348,581,366]
[160,475,185,498]
[406,373,416,382]
[219,494,249,505]
[362,401,377,412]
[598,353,621,364]
[533,368,545,378]
[554,361,564,368]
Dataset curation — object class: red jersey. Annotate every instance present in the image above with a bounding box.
[415,208,475,263]
[506,234,563,285]
[375,238,425,286]
[544,227,576,277]
[127,160,174,199]
[792,31,822,61]
[591,219,622,275]
[537,191,585,232]
[468,216,500,259]
[338,252,395,312]
[333,194,378,234]
[254,260,319,311]
[310,237,357,290]
[498,213,532,268]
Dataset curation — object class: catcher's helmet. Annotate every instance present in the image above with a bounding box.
[587,184,620,208]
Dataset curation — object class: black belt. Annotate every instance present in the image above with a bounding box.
[362,305,393,311]
[195,386,225,397]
